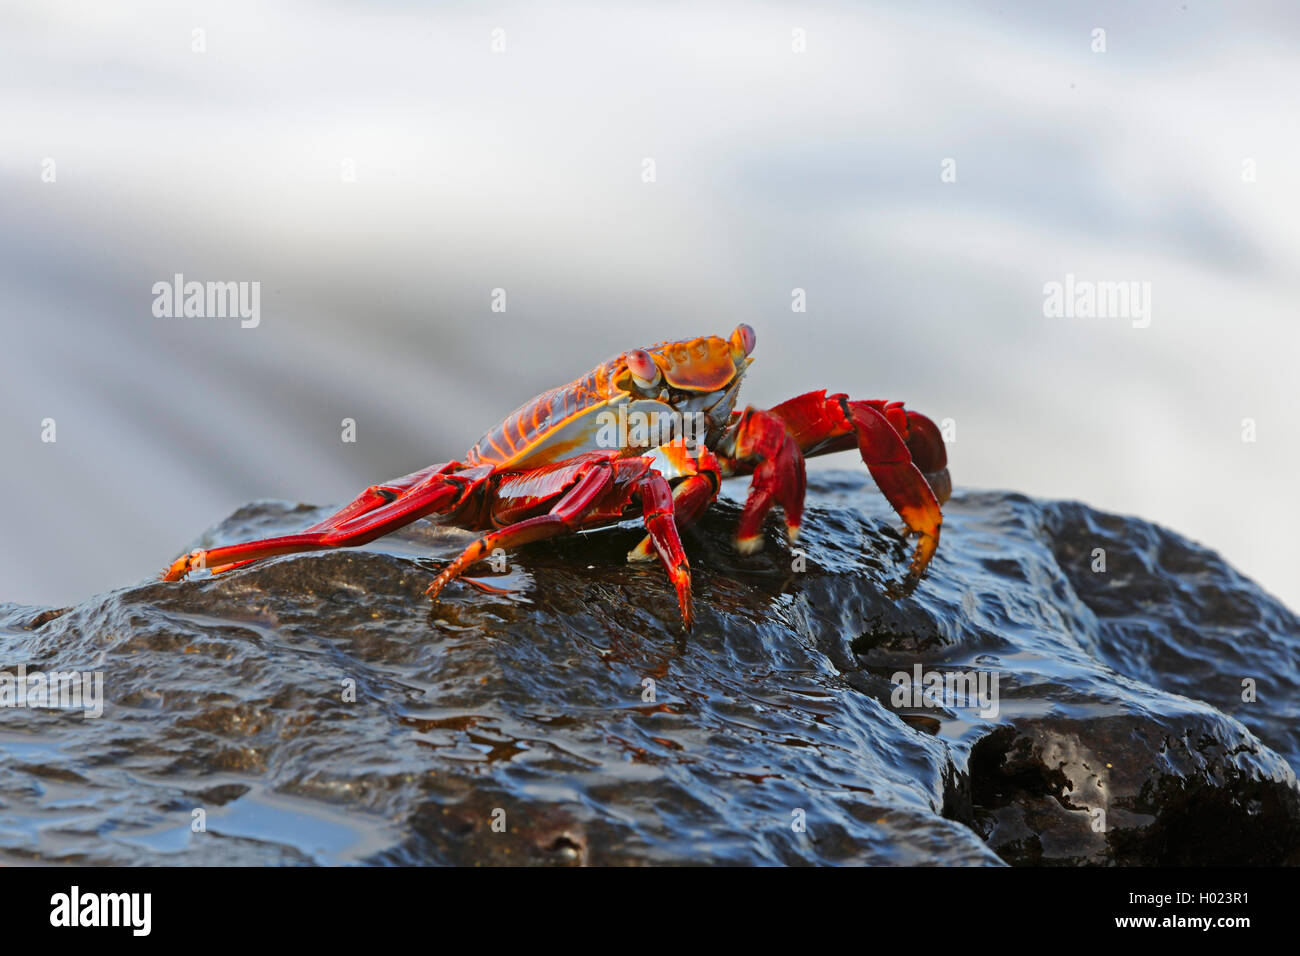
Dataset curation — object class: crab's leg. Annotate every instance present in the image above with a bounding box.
[299,463,457,531]
[426,457,695,629]
[720,390,948,582]
[628,442,721,563]
[626,473,714,562]
[425,459,615,601]
[634,468,695,630]
[161,463,488,581]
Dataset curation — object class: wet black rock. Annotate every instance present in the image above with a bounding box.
[1,473,1297,865]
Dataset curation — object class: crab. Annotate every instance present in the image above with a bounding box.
[163,325,950,629]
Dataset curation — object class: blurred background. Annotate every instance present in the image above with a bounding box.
[2,0,1297,611]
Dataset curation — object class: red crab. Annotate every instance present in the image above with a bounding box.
[163,325,950,629]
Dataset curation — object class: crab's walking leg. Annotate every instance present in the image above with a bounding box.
[628,442,721,564]
[634,469,695,630]
[425,460,614,601]
[626,473,714,562]
[427,457,695,629]
[161,463,486,581]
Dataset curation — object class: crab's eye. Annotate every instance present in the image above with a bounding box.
[627,349,661,390]
[729,323,756,360]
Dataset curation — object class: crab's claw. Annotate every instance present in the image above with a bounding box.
[724,391,948,585]
[728,408,806,553]
[893,407,951,507]
[844,400,946,582]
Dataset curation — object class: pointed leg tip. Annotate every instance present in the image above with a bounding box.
[785,524,801,543]
[162,551,200,582]
[666,567,694,631]
[906,532,940,581]
[735,535,763,555]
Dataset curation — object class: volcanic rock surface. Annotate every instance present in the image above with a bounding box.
[2,473,1297,865]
